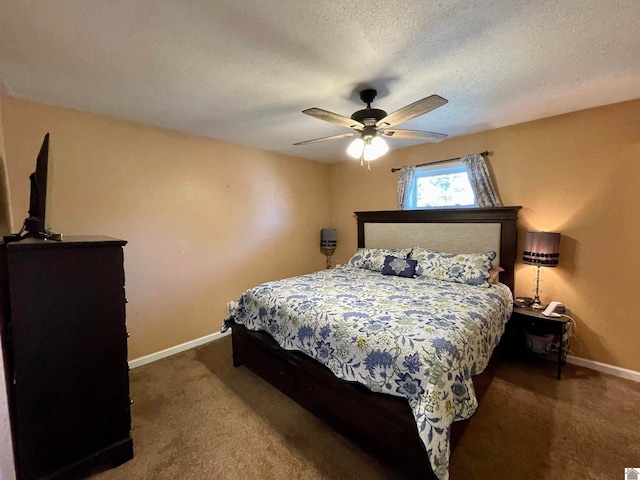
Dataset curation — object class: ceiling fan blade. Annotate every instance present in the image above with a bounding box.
[375,95,448,129]
[302,108,365,130]
[380,129,448,141]
[293,132,358,146]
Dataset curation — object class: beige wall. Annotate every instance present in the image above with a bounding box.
[0,96,330,359]
[329,98,640,372]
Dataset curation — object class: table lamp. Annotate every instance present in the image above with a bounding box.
[522,231,561,309]
[320,228,337,269]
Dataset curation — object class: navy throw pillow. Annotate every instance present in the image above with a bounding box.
[381,255,418,278]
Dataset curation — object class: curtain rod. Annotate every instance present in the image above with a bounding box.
[390,151,490,173]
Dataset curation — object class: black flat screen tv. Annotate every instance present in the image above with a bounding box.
[4,133,60,242]
[22,133,50,237]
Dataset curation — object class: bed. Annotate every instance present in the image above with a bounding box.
[224,207,520,479]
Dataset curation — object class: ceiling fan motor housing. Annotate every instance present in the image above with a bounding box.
[351,108,387,127]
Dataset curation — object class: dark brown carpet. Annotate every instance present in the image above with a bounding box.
[91,335,640,480]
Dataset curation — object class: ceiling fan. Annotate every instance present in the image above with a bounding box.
[294,89,448,164]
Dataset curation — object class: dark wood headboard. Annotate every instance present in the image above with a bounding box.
[355,207,521,292]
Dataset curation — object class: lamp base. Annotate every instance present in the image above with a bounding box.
[322,248,336,269]
[530,267,544,309]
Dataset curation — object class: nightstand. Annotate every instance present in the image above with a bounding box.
[508,306,571,379]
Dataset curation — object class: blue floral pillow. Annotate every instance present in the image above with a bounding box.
[347,248,412,272]
[409,247,497,287]
[381,255,418,278]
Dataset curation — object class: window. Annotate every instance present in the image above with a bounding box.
[405,160,477,209]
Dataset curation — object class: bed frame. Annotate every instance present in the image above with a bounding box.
[229,207,520,479]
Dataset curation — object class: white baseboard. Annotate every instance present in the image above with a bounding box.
[127,330,640,384]
[128,329,231,369]
[566,354,640,383]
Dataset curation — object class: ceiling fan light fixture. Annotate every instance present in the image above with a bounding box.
[369,136,389,157]
[347,137,365,159]
[347,135,388,161]
[363,144,379,161]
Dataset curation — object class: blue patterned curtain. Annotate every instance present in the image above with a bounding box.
[396,165,416,209]
[461,153,502,207]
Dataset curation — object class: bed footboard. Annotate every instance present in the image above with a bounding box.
[231,321,497,479]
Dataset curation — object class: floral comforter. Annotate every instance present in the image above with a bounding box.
[223,267,512,479]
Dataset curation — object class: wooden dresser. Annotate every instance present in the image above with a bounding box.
[0,236,132,480]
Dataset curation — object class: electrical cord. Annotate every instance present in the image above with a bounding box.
[559,313,583,355]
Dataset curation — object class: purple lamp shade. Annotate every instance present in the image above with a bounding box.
[320,228,337,249]
[523,231,560,266]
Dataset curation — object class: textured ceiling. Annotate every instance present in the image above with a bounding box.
[1,1,639,163]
